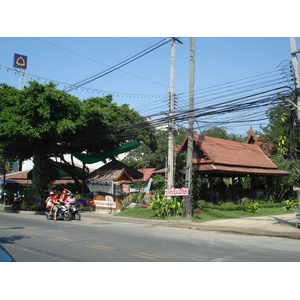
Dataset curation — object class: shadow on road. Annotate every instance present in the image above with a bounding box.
[0,235,29,244]
[0,226,30,244]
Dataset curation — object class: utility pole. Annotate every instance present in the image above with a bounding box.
[290,38,300,208]
[167,38,182,189]
[290,38,300,119]
[183,37,195,218]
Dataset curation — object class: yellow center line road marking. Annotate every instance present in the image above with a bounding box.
[129,253,168,261]
[4,228,43,236]
[84,244,115,251]
[48,237,75,242]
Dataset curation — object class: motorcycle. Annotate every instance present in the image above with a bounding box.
[69,200,82,220]
[45,203,71,221]
[12,196,24,213]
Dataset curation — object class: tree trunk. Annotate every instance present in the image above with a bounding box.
[32,151,49,192]
[32,149,59,192]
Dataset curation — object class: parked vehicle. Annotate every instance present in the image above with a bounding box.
[0,245,15,262]
[45,204,71,221]
[12,195,24,213]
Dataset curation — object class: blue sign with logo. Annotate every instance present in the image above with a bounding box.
[13,53,27,69]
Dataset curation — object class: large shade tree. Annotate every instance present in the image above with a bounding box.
[0,81,157,192]
[122,126,187,170]
[258,101,300,201]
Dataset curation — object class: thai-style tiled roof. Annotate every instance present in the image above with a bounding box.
[137,168,157,181]
[246,126,274,157]
[176,133,289,176]
[89,168,134,184]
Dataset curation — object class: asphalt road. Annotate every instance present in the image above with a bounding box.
[1,213,300,262]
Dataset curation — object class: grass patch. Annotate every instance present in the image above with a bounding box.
[114,206,299,223]
[115,208,157,219]
[193,206,299,222]
[115,208,187,221]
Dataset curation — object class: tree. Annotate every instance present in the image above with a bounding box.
[201,126,246,141]
[0,82,157,192]
[0,82,81,190]
[259,101,300,201]
[260,102,297,157]
[122,126,187,169]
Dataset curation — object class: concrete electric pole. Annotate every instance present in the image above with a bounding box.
[290,38,300,208]
[182,37,195,218]
[167,38,182,189]
[290,38,300,119]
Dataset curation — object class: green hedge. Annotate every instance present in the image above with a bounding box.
[204,202,283,211]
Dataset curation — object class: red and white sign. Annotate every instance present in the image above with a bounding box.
[94,196,116,208]
[293,186,300,191]
[165,188,189,196]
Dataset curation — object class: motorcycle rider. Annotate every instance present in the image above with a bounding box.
[45,192,55,215]
[53,189,71,221]
[52,194,61,221]
[65,193,75,211]
[59,189,71,203]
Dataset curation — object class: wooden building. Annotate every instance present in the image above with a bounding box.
[176,133,289,203]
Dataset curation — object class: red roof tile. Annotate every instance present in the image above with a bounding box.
[137,168,156,181]
[177,133,289,176]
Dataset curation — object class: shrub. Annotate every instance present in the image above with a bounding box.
[20,202,40,211]
[169,197,183,216]
[209,201,283,212]
[120,195,134,211]
[282,199,297,210]
[193,199,207,210]
[132,192,144,206]
[148,194,182,219]
[247,201,260,214]
[212,204,244,211]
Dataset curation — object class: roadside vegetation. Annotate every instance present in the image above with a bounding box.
[115,198,299,222]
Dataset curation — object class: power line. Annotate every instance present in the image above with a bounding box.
[0,65,166,99]
[64,38,172,92]
[35,37,170,89]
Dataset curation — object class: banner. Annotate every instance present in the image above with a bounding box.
[86,180,114,194]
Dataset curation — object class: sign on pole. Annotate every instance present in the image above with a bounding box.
[165,188,189,196]
[13,54,28,69]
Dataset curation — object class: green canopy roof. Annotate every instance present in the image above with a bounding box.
[68,141,141,164]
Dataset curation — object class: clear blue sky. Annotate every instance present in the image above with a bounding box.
[1,2,299,137]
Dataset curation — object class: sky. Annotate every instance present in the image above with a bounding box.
[0,36,298,137]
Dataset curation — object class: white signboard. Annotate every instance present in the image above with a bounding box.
[293,186,300,191]
[165,188,189,196]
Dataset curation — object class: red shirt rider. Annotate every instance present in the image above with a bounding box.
[59,189,70,204]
